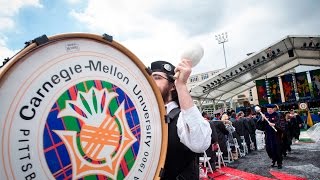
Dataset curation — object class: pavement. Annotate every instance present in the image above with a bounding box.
[205,131,320,180]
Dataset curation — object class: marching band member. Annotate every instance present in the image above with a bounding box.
[150,60,212,179]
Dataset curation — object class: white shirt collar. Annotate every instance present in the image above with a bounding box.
[165,101,179,114]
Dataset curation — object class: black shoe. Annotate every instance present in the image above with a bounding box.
[271,161,276,167]
[277,164,282,169]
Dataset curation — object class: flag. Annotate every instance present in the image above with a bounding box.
[268,77,282,104]
[281,74,296,102]
[255,79,268,105]
[307,111,313,127]
[309,69,320,98]
[295,72,311,100]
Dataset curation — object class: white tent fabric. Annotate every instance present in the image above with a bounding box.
[190,35,320,101]
[307,123,320,142]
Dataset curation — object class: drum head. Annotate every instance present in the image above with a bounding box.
[0,33,167,180]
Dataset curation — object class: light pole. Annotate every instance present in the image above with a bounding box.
[215,32,228,68]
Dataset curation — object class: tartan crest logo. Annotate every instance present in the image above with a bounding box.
[54,87,137,179]
[44,81,139,180]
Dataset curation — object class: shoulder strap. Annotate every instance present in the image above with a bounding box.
[165,107,180,123]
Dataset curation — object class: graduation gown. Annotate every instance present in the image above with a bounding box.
[257,112,285,164]
[212,120,229,157]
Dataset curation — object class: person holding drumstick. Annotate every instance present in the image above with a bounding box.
[150,60,211,179]
[256,104,286,169]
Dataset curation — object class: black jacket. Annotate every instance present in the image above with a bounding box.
[211,120,229,157]
[162,108,198,180]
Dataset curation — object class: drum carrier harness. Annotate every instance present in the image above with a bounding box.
[160,107,198,180]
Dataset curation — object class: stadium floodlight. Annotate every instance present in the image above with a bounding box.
[215,32,228,68]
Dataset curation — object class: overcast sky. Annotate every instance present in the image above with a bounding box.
[1,0,319,74]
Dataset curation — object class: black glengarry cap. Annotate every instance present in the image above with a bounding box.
[150,60,175,82]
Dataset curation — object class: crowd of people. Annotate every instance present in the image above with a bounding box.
[148,59,304,179]
[202,104,304,171]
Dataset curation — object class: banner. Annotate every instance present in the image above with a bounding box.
[268,77,282,104]
[255,79,268,105]
[309,69,320,99]
[281,74,296,102]
[295,72,311,100]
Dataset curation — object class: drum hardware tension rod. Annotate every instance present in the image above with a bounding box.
[0,35,49,69]
[102,33,113,42]
[24,34,49,48]
[24,40,33,47]
[0,57,10,68]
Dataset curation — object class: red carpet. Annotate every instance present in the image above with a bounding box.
[203,167,307,180]
[207,167,274,180]
[269,170,307,180]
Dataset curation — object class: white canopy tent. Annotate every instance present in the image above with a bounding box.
[190,35,320,103]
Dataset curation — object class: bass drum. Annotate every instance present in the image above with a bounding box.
[0,33,167,180]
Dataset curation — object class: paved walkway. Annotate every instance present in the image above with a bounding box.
[202,131,320,180]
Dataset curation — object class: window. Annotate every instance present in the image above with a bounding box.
[189,76,198,82]
[201,73,208,80]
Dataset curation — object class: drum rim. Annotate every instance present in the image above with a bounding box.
[0,32,167,180]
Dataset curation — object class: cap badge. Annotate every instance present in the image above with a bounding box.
[163,64,172,72]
